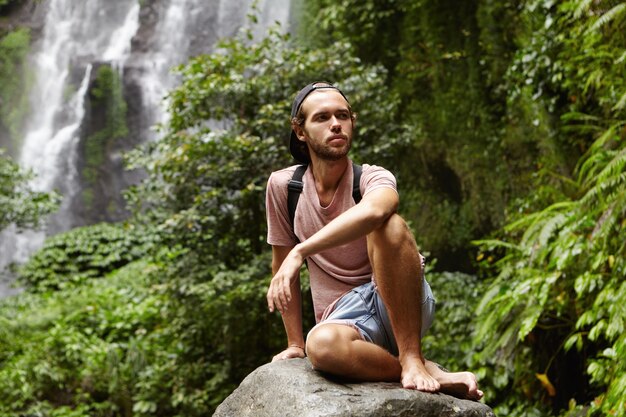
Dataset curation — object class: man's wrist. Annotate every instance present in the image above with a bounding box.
[292,243,307,260]
[289,343,305,351]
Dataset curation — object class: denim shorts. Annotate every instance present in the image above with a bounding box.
[309,278,436,357]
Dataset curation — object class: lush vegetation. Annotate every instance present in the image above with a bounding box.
[0,0,625,416]
[0,26,31,151]
[81,65,129,212]
[473,1,626,415]
[0,149,59,231]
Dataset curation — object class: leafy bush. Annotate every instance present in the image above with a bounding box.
[422,270,486,374]
[17,222,155,292]
[0,27,32,144]
[0,150,59,232]
[473,1,626,416]
[0,261,167,417]
[0,252,302,417]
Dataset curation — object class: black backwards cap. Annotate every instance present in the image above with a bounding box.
[289,81,350,164]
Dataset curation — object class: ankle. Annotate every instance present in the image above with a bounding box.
[398,351,426,366]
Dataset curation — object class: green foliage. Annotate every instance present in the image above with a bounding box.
[473,1,626,415]
[0,261,169,417]
[1,250,304,417]
[0,27,32,147]
[81,64,129,209]
[17,222,155,292]
[3,1,625,415]
[0,149,59,231]
[422,271,486,373]
[150,250,292,415]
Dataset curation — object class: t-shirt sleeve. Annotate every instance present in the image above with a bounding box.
[360,164,398,197]
[266,170,298,247]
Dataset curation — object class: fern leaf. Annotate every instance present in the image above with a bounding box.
[591,189,626,246]
[560,111,601,123]
[538,212,568,247]
[576,122,623,184]
[514,202,575,248]
[583,69,604,95]
[589,3,626,32]
[573,0,594,19]
[613,90,626,111]
[578,149,612,187]
[597,147,626,185]
[581,171,626,208]
[472,239,520,252]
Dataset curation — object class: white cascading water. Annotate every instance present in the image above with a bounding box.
[0,0,292,296]
[0,0,140,295]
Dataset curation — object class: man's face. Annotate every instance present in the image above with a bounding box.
[295,90,354,162]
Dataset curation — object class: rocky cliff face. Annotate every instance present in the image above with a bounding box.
[0,0,45,36]
[214,359,495,417]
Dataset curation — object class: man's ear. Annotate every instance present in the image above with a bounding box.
[292,123,306,141]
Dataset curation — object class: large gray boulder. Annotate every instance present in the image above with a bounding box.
[214,358,495,417]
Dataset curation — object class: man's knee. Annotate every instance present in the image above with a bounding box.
[368,213,415,251]
[306,325,351,371]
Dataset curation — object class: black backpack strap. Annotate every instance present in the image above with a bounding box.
[288,163,362,236]
[352,163,362,204]
[288,164,308,234]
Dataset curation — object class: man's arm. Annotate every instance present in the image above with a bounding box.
[267,187,398,313]
[269,245,306,361]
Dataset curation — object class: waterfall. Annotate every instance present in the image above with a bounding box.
[0,0,292,296]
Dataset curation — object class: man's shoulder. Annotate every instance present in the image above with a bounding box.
[268,165,304,186]
[360,163,395,178]
[357,163,397,194]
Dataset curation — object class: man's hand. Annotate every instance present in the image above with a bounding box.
[267,247,304,313]
[272,345,306,362]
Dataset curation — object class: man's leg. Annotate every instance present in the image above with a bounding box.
[306,323,402,381]
[306,323,483,399]
[366,213,439,391]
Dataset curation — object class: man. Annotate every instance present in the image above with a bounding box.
[265,81,482,399]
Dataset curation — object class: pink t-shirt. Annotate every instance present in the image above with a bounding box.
[266,160,397,322]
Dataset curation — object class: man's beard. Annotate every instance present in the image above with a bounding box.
[307,136,352,161]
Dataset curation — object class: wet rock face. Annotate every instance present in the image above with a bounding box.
[214,358,495,417]
[0,0,46,35]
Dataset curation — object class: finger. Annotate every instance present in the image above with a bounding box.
[276,281,288,313]
[283,274,292,302]
[267,282,278,312]
[277,273,292,310]
[266,288,273,312]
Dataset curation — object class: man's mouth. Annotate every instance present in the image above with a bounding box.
[328,135,347,145]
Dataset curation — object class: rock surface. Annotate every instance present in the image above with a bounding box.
[214,358,495,417]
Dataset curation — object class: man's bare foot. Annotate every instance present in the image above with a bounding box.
[425,361,483,400]
[400,355,440,392]
[438,371,483,400]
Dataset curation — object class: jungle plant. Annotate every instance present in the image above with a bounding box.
[474,1,626,415]
[17,222,155,292]
[0,149,59,232]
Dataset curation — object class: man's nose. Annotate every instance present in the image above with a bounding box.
[330,116,342,130]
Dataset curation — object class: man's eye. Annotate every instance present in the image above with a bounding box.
[337,113,350,119]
